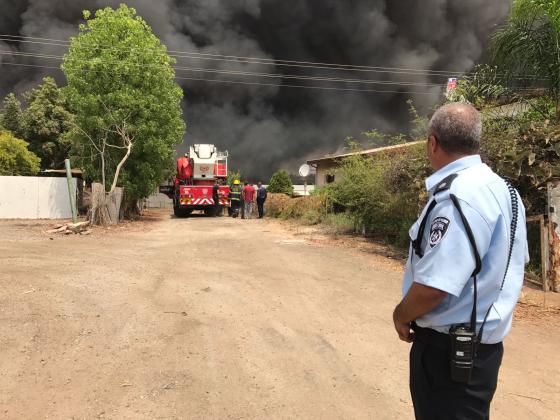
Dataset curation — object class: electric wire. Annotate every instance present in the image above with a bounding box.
[0,50,447,88]
[0,62,444,95]
[1,34,534,80]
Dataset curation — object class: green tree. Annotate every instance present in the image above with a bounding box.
[62,5,185,212]
[22,77,74,169]
[227,169,242,186]
[268,170,293,195]
[446,65,509,108]
[1,93,24,136]
[491,0,560,117]
[0,131,41,175]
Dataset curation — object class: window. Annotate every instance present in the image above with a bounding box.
[326,174,335,184]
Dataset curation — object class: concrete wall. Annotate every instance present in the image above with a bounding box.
[144,192,173,209]
[0,176,77,219]
[314,161,338,187]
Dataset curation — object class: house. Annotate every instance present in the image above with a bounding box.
[307,141,424,187]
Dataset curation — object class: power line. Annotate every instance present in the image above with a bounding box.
[1,34,550,81]
[0,34,474,77]
[0,61,443,95]
[0,50,446,88]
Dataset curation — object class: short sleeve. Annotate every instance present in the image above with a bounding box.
[412,198,492,297]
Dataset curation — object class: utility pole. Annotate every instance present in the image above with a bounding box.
[65,158,78,223]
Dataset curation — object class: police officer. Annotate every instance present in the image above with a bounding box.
[392,103,528,420]
[229,179,242,218]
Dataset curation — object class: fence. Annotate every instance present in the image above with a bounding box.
[0,176,77,219]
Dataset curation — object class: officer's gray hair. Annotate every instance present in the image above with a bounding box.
[428,102,482,155]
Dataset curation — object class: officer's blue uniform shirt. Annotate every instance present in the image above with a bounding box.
[402,155,529,344]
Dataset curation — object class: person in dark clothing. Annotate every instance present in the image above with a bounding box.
[212,180,220,216]
[256,182,267,219]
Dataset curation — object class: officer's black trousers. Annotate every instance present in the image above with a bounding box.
[410,326,503,420]
[257,199,265,218]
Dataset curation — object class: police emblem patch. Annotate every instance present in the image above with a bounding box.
[429,217,450,248]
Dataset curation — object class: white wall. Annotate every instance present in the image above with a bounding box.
[292,184,315,196]
[0,176,77,219]
[145,192,173,209]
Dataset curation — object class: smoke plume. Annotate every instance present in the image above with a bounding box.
[0,0,511,179]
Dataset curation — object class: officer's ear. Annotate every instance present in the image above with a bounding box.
[428,135,439,153]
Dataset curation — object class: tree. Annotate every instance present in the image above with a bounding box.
[21,77,74,169]
[0,131,40,176]
[490,0,560,117]
[227,169,242,186]
[1,93,24,136]
[62,5,185,221]
[268,170,293,195]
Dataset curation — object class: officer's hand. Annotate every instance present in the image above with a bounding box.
[393,311,414,343]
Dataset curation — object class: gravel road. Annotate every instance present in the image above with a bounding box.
[0,212,558,419]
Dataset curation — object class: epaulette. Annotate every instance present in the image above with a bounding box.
[433,173,458,195]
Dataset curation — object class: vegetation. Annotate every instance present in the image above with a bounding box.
[0,79,74,170]
[227,169,242,186]
[490,0,560,116]
[268,170,294,195]
[0,131,41,176]
[21,77,74,169]
[1,94,24,136]
[62,4,185,213]
[269,67,560,249]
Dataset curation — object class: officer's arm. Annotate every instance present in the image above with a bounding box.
[393,284,447,341]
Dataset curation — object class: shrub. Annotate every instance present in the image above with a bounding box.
[268,170,293,195]
[0,131,41,176]
[325,142,429,246]
[322,212,355,234]
[301,210,322,225]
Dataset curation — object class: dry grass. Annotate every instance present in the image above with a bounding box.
[266,193,328,222]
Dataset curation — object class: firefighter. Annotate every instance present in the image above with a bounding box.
[229,179,242,218]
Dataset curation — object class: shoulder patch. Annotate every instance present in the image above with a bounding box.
[429,217,450,248]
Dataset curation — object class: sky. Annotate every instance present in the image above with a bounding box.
[0,0,511,178]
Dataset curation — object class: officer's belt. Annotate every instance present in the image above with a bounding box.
[411,322,501,349]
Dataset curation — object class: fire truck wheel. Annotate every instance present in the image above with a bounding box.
[173,206,192,218]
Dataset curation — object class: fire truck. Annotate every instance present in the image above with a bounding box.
[160,144,230,217]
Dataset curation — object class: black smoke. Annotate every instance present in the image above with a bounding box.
[0,0,511,179]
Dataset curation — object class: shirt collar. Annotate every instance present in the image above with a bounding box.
[425,155,482,192]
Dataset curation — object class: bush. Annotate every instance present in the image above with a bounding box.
[301,210,322,225]
[0,131,41,176]
[322,212,355,234]
[268,170,293,195]
[266,193,293,217]
[324,142,429,246]
[266,193,328,223]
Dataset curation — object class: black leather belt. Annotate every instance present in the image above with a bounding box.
[412,322,501,349]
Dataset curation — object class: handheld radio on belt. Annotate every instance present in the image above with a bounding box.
[411,173,519,384]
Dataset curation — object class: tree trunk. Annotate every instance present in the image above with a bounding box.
[106,187,123,225]
[89,183,123,226]
[548,181,560,292]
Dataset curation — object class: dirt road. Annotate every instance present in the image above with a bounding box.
[1,212,559,419]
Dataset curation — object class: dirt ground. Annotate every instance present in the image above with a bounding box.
[0,210,559,420]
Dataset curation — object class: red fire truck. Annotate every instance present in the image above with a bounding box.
[160,144,230,217]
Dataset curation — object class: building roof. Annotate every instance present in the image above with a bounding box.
[307,140,424,165]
